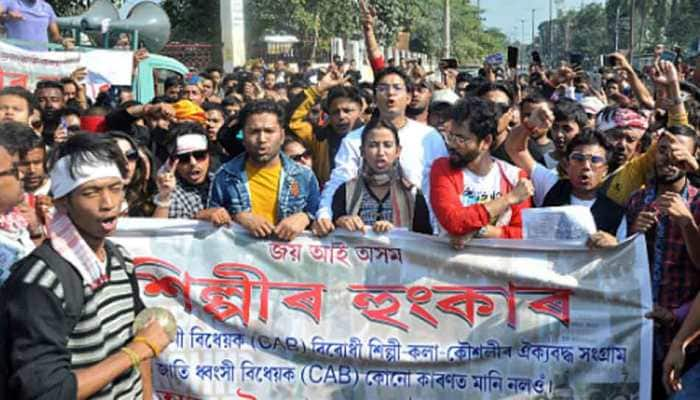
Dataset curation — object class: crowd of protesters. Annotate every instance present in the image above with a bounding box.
[0,0,697,398]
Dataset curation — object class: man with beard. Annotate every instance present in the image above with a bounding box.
[288,69,361,185]
[430,98,533,248]
[406,78,432,124]
[312,67,447,236]
[625,125,700,399]
[152,123,230,226]
[209,100,320,241]
[34,80,64,113]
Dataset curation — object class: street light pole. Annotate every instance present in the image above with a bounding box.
[629,0,634,60]
[531,9,535,49]
[443,0,451,57]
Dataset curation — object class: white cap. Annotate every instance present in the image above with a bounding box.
[579,96,606,116]
[430,89,460,106]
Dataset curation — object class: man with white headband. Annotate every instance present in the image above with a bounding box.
[152,122,231,226]
[0,133,172,399]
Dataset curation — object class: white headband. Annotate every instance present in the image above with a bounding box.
[50,155,123,199]
[176,134,208,155]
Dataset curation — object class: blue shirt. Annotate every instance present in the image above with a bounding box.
[3,0,56,49]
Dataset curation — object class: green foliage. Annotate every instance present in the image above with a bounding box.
[247,0,506,63]
[161,0,221,44]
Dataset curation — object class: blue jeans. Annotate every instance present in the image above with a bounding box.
[670,360,700,399]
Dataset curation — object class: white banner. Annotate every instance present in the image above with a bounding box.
[0,41,133,92]
[113,218,653,400]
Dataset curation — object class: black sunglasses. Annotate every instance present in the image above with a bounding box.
[290,150,311,162]
[176,150,208,163]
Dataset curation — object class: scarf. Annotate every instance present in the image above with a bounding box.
[360,161,399,187]
[48,211,108,290]
[346,163,416,229]
[0,208,28,234]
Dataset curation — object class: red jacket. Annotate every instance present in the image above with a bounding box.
[430,157,531,239]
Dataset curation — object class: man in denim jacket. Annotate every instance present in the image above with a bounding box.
[209,100,320,241]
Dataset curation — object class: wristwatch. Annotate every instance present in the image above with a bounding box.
[476,226,488,238]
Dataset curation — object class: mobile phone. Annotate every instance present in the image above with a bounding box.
[605,55,617,67]
[440,58,458,70]
[507,46,519,69]
[660,50,677,63]
[569,52,584,68]
[531,51,542,65]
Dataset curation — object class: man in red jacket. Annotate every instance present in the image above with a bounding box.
[431,98,534,248]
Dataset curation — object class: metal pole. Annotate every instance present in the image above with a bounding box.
[531,9,535,48]
[615,6,620,52]
[548,0,552,63]
[629,0,634,59]
[443,0,450,58]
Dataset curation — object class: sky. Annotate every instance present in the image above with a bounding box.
[480,0,605,44]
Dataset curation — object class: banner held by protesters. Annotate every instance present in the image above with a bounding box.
[113,218,653,400]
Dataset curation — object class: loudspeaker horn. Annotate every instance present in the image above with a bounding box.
[56,0,120,31]
[108,1,172,53]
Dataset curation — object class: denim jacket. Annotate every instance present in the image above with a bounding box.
[209,152,320,221]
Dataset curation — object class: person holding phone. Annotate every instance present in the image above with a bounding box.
[152,123,230,226]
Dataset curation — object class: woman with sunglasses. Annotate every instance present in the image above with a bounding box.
[282,135,313,170]
[152,123,231,226]
[107,131,155,217]
[321,119,432,236]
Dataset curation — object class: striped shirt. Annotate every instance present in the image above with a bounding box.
[0,241,145,399]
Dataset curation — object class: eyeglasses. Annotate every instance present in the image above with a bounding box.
[0,165,20,179]
[376,83,406,93]
[125,149,140,162]
[569,152,607,166]
[290,150,311,162]
[176,150,208,163]
[447,133,473,146]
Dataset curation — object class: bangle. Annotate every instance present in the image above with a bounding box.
[153,194,171,208]
[120,347,141,371]
[133,336,160,357]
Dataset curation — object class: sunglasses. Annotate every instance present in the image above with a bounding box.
[290,150,311,162]
[176,150,208,163]
[125,149,140,162]
[569,152,606,166]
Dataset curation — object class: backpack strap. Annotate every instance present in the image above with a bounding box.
[105,240,145,313]
[31,243,85,325]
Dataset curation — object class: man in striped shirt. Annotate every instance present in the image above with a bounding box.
[0,133,172,399]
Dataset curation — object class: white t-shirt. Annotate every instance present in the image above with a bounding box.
[460,166,503,206]
[531,163,560,207]
[570,196,595,208]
